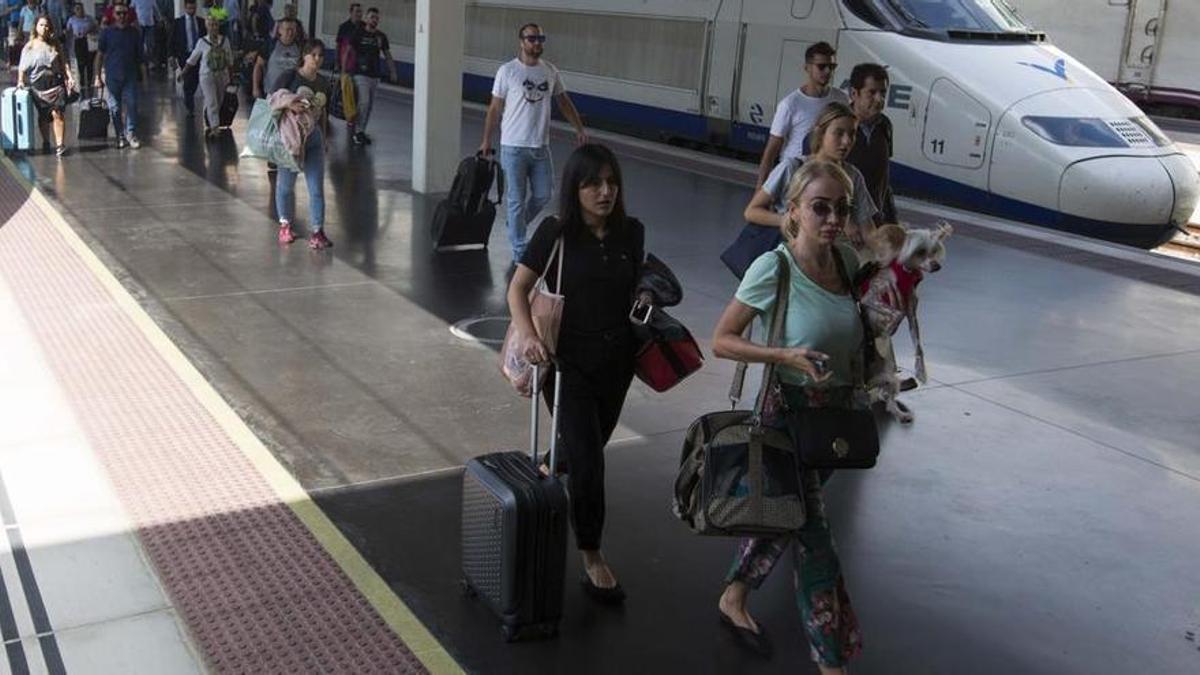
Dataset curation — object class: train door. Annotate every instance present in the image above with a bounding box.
[727,0,841,152]
[1118,0,1167,92]
[701,0,742,139]
[921,78,991,171]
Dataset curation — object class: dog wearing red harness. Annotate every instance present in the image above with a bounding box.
[857,221,953,423]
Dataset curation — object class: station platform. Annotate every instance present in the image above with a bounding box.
[1,74,1199,673]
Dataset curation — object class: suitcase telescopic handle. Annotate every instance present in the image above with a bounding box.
[529,362,562,475]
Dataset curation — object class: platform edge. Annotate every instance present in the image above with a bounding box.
[0,157,464,675]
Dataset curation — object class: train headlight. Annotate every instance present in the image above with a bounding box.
[1020,116,1128,148]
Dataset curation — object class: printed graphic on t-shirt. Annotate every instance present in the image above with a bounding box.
[494,59,564,148]
[522,78,550,104]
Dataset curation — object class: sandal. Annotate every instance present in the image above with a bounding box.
[718,612,772,657]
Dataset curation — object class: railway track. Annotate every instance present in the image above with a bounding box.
[1157,223,1200,259]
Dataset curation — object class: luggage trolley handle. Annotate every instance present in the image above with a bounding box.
[529,362,562,476]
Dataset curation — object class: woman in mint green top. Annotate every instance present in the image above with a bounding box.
[736,241,861,388]
[711,159,864,673]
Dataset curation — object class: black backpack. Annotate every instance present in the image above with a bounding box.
[431,152,505,252]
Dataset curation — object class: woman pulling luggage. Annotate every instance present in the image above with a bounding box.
[506,143,648,604]
[711,159,866,672]
[744,102,878,249]
[17,15,75,157]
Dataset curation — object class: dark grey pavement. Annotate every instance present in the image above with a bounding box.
[9,74,1200,673]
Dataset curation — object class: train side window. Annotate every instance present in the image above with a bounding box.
[791,0,816,19]
[843,0,888,28]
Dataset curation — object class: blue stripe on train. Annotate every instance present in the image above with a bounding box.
[386,60,1171,249]
[890,163,1175,249]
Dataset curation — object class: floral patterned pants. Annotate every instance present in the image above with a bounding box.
[725,469,862,667]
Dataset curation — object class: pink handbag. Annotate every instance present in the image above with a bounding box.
[500,238,564,397]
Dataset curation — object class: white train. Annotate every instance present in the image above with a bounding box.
[298,0,1199,248]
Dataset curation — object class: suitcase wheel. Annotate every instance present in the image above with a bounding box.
[500,624,516,642]
[458,577,477,599]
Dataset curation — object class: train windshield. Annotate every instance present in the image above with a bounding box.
[882,0,1032,33]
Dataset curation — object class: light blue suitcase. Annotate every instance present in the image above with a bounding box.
[2,87,36,152]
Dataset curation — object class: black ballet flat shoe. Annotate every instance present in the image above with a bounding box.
[580,576,626,605]
[719,612,772,658]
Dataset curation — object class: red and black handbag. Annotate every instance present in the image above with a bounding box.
[630,303,703,393]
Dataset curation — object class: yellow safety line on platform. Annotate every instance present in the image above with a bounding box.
[0,158,463,675]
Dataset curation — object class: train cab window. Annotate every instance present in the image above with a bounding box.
[1021,117,1129,148]
[844,0,888,28]
[880,0,1031,33]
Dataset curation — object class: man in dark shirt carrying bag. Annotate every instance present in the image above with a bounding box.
[845,62,897,225]
[334,2,361,69]
[346,7,395,146]
[94,4,144,148]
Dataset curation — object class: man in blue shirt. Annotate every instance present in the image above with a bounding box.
[95,5,145,148]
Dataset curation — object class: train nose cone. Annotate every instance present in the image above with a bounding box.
[1157,153,1200,228]
[1058,156,1177,247]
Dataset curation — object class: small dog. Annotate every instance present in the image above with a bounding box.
[857,222,953,423]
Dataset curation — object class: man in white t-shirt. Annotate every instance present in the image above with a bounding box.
[480,22,588,263]
[754,41,848,188]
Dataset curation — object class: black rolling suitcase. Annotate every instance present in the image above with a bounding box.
[78,85,109,141]
[219,86,239,127]
[461,366,567,641]
[431,152,504,252]
[78,95,109,140]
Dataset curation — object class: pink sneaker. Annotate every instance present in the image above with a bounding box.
[278,222,297,244]
[308,230,333,250]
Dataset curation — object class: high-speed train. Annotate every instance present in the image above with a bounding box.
[298,0,1199,248]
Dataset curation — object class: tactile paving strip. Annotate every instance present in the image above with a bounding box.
[0,170,428,673]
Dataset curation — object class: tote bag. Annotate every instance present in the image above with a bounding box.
[239,98,299,171]
[500,238,564,397]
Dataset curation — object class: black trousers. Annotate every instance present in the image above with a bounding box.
[542,327,635,551]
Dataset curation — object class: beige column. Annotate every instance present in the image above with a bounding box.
[412,0,465,193]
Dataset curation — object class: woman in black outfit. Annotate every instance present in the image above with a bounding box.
[506,144,647,604]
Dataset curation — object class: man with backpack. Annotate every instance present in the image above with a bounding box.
[479,22,588,263]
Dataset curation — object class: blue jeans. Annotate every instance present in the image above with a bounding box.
[105,75,138,137]
[275,129,326,231]
[499,144,553,262]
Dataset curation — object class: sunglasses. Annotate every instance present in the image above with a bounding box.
[810,62,837,72]
[114,10,127,14]
[521,34,546,44]
[807,199,851,219]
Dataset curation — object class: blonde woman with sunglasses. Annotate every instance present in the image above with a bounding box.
[712,159,867,673]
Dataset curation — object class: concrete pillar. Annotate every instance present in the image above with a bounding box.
[412,0,465,194]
